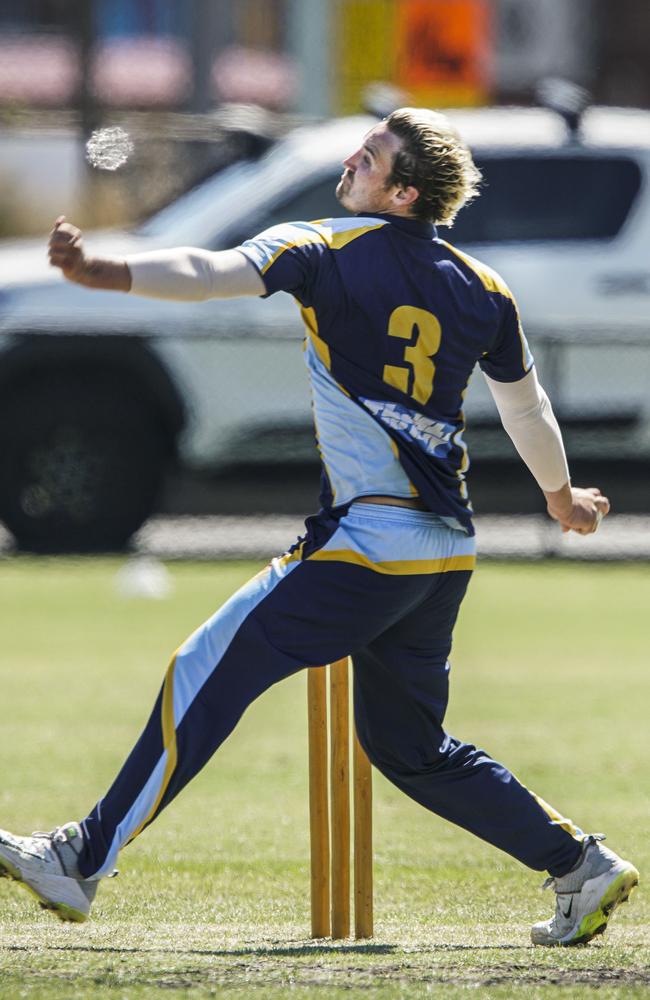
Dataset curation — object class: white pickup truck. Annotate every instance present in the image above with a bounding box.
[1,106,648,550]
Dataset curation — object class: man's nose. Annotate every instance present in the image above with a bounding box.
[343,149,360,170]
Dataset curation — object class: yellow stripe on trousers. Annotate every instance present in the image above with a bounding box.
[125,651,179,845]
[307,549,476,575]
[528,789,582,840]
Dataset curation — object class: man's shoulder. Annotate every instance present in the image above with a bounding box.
[247,215,386,249]
[238,216,390,279]
[435,238,514,302]
[307,216,389,250]
[244,219,326,247]
[247,216,389,252]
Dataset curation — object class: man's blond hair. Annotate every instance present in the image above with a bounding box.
[386,108,481,225]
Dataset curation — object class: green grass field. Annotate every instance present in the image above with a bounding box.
[0,557,648,999]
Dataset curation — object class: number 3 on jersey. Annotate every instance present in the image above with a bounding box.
[382,306,442,405]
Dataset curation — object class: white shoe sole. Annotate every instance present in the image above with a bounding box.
[0,848,89,922]
[532,864,639,946]
[566,866,640,946]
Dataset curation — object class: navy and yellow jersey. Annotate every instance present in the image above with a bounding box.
[238,214,533,535]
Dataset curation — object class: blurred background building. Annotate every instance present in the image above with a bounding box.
[1,0,649,117]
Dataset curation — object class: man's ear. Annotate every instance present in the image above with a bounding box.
[394,185,420,208]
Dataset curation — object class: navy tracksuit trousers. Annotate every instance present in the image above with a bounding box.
[78,504,583,881]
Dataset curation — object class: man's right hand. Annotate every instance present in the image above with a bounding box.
[48,216,88,283]
[47,217,131,291]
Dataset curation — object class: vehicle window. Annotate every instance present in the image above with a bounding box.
[226,175,348,245]
[442,155,642,244]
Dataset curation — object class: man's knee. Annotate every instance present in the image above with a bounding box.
[358,727,448,777]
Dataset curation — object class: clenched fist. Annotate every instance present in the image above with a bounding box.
[47,216,131,291]
[545,484,610,535]
[48,216,87,282]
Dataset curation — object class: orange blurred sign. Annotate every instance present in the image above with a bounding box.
[396,0,492,106]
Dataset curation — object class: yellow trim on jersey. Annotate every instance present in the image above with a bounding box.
[301,309,338,501]
[126,651,179,844]
[301,306,331,369]
[307,549,475,575]
[440,239,530,374]
[262,220,386,275]
[438,239,515,300]
[452,417,470,502]
[325,221,386,249]
[385,437,418,496]
[260,232,322,274]
[277,541,305,568]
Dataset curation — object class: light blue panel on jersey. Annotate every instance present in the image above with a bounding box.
[313,502,477,570]
[305,339,416,505]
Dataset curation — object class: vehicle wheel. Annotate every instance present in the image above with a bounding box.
[0,372,169,553]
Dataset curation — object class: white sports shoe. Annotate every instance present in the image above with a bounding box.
[531,834,639,946]
[0,822,99,922]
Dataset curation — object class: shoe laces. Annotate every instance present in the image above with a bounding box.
[30,827,78,852]
[31,828,74,841]
[541,833,606,890]
[29,828,119,879]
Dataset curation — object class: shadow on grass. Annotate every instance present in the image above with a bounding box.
[2,942,529,956]
[4,943,394,957]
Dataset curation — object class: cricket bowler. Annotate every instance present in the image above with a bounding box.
[0,108,638,946]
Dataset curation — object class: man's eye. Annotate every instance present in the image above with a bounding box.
[363,154,371,165]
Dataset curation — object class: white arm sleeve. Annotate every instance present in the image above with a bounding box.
[483,367,570,492]
[125,248,266,301]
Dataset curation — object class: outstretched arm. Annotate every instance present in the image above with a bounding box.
[47,217,265,299]
[484,367,610,535]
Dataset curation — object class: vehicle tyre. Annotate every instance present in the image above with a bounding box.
[0,372,169,553]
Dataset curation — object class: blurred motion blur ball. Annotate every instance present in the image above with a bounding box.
[85,126,134,171]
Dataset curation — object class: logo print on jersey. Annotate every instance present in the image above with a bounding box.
[361,399,455,459]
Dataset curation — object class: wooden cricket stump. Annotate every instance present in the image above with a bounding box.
[307,657,373,939]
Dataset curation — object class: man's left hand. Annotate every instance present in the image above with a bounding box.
[544,484,610,535]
